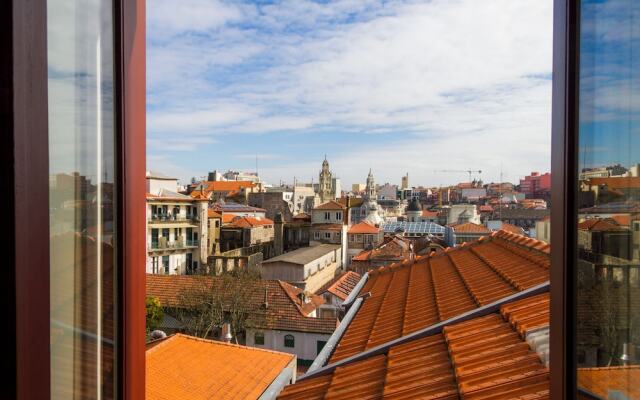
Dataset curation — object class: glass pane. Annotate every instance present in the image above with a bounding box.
[577,0,640,396]
[47,0,117,398]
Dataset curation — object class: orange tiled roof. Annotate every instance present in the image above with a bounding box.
[347,221,380,234]
[315,271,362,301]
[607,214,631,226]
[314,200,346,210]
[578,219,623,231]
[586,176,640,189]
[278,293,550,399]
[421,210,439,218]
[329,231,550,362]
[227,216,274,228]
[500,222,525,234]
[352,249,373,261]
[207,209,222,219]
[222,214,237,224]
[146,275,337,334]
[147,333,294,400]
[452,222,491,233]
[577,366,640,399]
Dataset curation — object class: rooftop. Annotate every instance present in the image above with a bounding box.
[227,216,274,228]
[146,275,337,334]
[381,221,446,235]
[348,221,381,234]
[146,334,294,400]
[315,271,362,301]
[578,218,624,231]
[263,244,342,266]
[213,202,267,213]
[451,222,491,234]
[577,366,640,399]
[314,200,347,210]
[278,293,550,399]
[331,231,549,362]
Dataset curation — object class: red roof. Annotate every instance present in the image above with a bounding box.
[147,334,294,400]
[452,222,491,233]
[347,221,380,234]
[578,219,623,231]
[315,271,362,301]
[577,366,640,399]
[207,209,222,219]
[227,216,274,228]
[421,210,439,218]
[330,231,549,362]
[314,200,346,210]
[278,293,550,399]
[479,205,494,212]
[607,214,631,226]
[146,275,337,334]
[500,222,525,234]
[586,177,640,189]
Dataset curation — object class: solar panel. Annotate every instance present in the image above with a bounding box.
[381,221,445,234]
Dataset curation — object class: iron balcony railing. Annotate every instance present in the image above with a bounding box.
[148,214,200,223]
[149,239,199,250]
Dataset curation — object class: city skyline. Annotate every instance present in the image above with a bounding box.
[147,0,553,186]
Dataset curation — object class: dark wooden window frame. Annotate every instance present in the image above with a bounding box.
[2,0,146,398]
[551,0,579,398]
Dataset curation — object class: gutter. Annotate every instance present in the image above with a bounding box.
[298,281,550,381]
[304,296,365,375]
[341,272,369,309]
[258,357,298,400]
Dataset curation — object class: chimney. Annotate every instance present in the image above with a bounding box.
[274,212,284,256]
[221,322,233,343]
[620,342,633,365]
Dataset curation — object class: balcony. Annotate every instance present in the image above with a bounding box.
[148,213,200,224]
[149,238,199,252]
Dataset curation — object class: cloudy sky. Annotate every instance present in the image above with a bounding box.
[147,0,553,187]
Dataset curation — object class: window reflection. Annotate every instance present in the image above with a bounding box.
[48,0,116,398]
[577,0,640,397]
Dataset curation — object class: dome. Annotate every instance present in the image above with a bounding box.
[407,198,421,212]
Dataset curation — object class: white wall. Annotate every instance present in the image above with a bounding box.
[147,177,178,193]
[246,328,332,362]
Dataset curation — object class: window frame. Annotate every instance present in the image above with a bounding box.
[284,334,295,348]
[3,0,147,397]
[550,0,579,398]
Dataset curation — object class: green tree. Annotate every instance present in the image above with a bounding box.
[145,296,164,333]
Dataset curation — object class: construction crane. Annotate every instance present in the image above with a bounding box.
[434,169,482,182]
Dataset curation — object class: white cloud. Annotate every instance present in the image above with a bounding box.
[147,0,554,185]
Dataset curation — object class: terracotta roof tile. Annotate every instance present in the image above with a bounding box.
[314,200,347,210]
[278,294,550,400]
[330,232,549,362]
[578,218,624,231]
[452,222,491,233]
[146,333,293,400]
[316,271,362,301]
[577,366,640,399]
[421,210,439,218]
[146,275,337,334]
[227,216,274,228]
[347,221,381,234]
[207,209,222,218]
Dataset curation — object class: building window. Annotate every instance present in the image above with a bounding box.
[324,212,330,220]
[314,232,320,239]
[325,232,331,239]
[255,332,265,345]
[336,212,342,220]
[284,334,295,348]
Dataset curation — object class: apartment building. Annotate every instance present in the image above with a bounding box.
[146,173,209,275]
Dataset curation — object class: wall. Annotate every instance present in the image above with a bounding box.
[246,328,332,362]
[311,209,344,224]
[146,177,178,193]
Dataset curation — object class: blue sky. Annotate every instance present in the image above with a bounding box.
[147,0,554,186]
[578,0,640,171]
